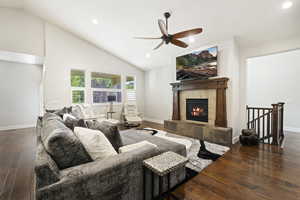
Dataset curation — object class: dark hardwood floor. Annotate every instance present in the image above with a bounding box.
[0,122,299,200]
[171,131,300,200]
[0,128,36,200]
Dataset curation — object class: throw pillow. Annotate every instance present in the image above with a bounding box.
[86,120,123,151]
[63,113,76,121]
[74,127,117,160]
[71,105,85,119]
[63,114,87,131]
[119,141,158,153]
[48,107,72,119]
[41,118,92,169]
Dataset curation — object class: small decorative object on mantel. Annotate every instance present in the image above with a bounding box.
[239,129,259,146]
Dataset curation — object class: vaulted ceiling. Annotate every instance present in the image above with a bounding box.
[1,0,300,70]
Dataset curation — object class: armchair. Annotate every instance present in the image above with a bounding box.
[122,101,143,127]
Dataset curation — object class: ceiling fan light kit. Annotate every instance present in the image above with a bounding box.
[135,12,203,50]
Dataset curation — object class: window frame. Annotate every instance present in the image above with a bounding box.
[71,69,86,105]
[125,75,136,102]
[91,72,122,105]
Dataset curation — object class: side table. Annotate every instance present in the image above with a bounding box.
[143,151,188,200]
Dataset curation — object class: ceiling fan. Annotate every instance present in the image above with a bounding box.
[134,12,203,50]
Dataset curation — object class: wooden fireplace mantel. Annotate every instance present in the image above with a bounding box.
[170,77,229,127]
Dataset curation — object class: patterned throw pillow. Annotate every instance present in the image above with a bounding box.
[46,107,72,119]
[63,114,87,131]
[55,107,72,118]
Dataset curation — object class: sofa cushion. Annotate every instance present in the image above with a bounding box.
[74,127,117,160]
[120,130,187,157]
[86,120,123,152]
[35,144,60,188]
[41,115,92,169]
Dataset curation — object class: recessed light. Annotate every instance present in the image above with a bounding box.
[146,53,151,58]
[188,36,195,43]
[92,19,99,25]
[282,1,293,9]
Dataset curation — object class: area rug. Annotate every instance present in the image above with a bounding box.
[131,128,230,172]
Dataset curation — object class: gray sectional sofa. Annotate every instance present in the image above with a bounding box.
[35,113,186,200]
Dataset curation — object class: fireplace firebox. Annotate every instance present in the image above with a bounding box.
[186,99,208,122]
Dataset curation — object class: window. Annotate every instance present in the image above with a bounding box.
[71,70,85,104]
[91,72,121,89]
[91,72,122,104]
[72,90,85,104]
[126,76,135,90]
[93,91,122,103]
[126,76,136,101]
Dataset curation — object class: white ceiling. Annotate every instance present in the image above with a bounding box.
[1,0,300,70]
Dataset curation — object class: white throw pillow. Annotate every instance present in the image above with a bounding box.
[74,127,117,160]
[63,113,76,121]
[119,141,158,153]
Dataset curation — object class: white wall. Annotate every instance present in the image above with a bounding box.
[246,49,300,132]
[0,61,42,130]
[0,8,145,128]
[44,23,145,118]
[239,36,300,131]
[0,8,44,57]
[144,38,241,141]
[144,66,173,123]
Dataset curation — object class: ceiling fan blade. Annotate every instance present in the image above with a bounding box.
[134,37,162,40]
[170,39,188,48]
[173,28,203,39]
[153,40,164,50]
[158,19,168,36]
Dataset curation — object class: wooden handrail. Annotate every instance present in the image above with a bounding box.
[247,110,272,126]
[247,106,273,110]
[246,102,285,146]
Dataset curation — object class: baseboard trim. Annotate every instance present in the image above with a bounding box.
[0,124,35,131]
[284,126,300,133]
[143,117,164,124]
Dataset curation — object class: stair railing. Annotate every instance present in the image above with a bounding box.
[246,102,285,145]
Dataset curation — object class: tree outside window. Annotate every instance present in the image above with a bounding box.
[126,76,135,90]
[71,70,85,104]
[91,72,122,104]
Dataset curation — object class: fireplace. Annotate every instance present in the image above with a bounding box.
[186,99,208,122]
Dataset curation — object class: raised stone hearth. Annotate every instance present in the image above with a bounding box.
[164,120,232,147]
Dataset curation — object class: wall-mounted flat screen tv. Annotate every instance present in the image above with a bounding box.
[176,46,218,81]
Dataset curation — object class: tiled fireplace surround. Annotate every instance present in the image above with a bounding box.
[180,89,216,125]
